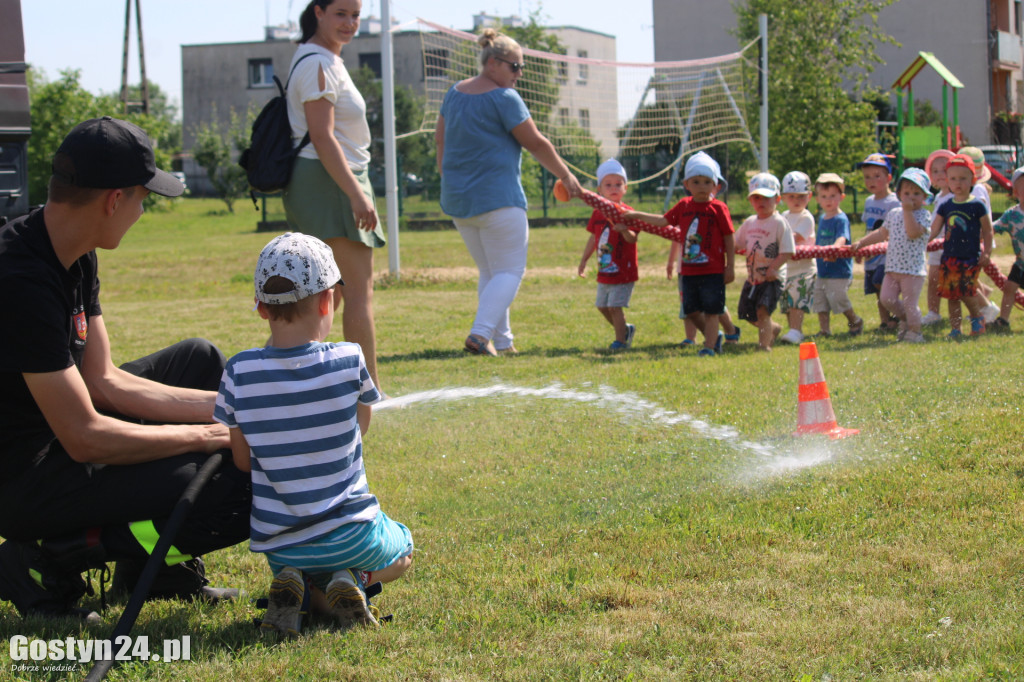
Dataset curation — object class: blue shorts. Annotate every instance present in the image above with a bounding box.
[863,266,885,295]
[678,273,726,317]
[265,511,413,580]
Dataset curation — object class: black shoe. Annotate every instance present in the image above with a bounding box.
[0,540,91,619]
[113,557,238,604]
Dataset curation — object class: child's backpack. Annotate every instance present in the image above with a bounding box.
[238,53,315,205]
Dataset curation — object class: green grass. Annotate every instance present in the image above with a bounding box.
[2,198,1023,681]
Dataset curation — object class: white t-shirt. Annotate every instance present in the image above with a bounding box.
[286,43,371,170]
[782,208,815,277]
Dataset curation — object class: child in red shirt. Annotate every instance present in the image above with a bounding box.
[578,159,639,349]
[623,151,736,356]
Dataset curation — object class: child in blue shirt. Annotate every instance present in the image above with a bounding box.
[812,173,863,336]
[857,153,901,331]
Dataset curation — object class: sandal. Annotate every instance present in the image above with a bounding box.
[464,335,497,356]
[848,317,864,336]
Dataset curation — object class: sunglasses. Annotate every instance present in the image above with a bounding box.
[495,57,524,73]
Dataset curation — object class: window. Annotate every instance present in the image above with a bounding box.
[426,49,449,78]
[248,59,274,88]
[558,108,570,126]
[579,109,590,131]
[360,53,382,79]
[577,50,588,82]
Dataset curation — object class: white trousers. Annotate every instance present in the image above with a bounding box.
[453,206,529,350]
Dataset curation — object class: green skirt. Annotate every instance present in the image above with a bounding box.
[283,157,385,248]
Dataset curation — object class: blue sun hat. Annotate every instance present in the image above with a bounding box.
[684,151,719,182]
[897,167,934,203]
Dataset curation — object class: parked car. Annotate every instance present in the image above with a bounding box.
[976,144,1019,180]
[369,167,424,196]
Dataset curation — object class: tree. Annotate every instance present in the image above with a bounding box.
[734,0,898,182]
[26,68,179,206]
[191,107,251,213]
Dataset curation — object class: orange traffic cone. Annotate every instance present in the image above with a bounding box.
[795,342,859,439]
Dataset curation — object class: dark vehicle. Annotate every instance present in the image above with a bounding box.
[0,0,30,223]
[369,166,424,196]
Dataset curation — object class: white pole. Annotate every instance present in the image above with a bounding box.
[759,13,768,172]
[381,0,400,275]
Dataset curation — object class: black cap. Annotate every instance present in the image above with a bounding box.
[51,116,184,197]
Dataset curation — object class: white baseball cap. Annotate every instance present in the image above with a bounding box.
[255,232,343,305]
[596,158,627,184]
[1011,166,1024,186]
[748,172,780,197]
[781,171,811,194]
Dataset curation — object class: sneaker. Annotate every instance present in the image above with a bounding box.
[970,316,986,336]
[260,566,308,638]
[921,311,943,326]
[991,317,1011,332]
[947,329,963,340]
[713,330,724,354]
[981,302,1000,324]
[326,569,379,630]
[625,324,636,348]
[609,340,628,350]
[679,338,696,348]
[697,347,715,357]
[779,329,804,344]
[902,331,926,343]
[723,327,741,344]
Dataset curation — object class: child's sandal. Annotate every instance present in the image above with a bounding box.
[848,317,864,336]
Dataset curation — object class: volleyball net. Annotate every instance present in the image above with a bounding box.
[404,18,761,185]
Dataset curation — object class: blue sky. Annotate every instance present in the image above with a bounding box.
[22,0,655,112]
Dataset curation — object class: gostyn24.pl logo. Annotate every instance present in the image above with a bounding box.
[9,635,191,671]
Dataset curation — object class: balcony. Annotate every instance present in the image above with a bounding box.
[993,30,1022,67]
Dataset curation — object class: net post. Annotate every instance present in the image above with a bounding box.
[382,0,400,276]
[759,13,768,172]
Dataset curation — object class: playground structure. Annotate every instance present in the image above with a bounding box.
[891,52,1013,192]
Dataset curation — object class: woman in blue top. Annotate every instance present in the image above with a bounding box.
[436,28,583,355]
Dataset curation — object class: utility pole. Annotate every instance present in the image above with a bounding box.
[120,0,150,115]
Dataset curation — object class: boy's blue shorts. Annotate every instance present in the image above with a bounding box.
[265,511,413,581]
[678,273,726,317]
[863,266,885,295]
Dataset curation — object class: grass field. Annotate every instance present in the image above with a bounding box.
[2,198,1023,681]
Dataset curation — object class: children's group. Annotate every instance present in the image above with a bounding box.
[575,147,1024,353]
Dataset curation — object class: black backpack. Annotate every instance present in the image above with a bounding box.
[239,52,315,204]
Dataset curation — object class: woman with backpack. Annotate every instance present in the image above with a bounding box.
[283,0,385,390]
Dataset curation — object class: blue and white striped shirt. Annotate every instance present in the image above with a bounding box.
[214,341,381,552]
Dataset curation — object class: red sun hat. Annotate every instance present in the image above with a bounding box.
[946,154,976,182]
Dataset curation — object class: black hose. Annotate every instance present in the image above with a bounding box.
[84,452,224,682]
